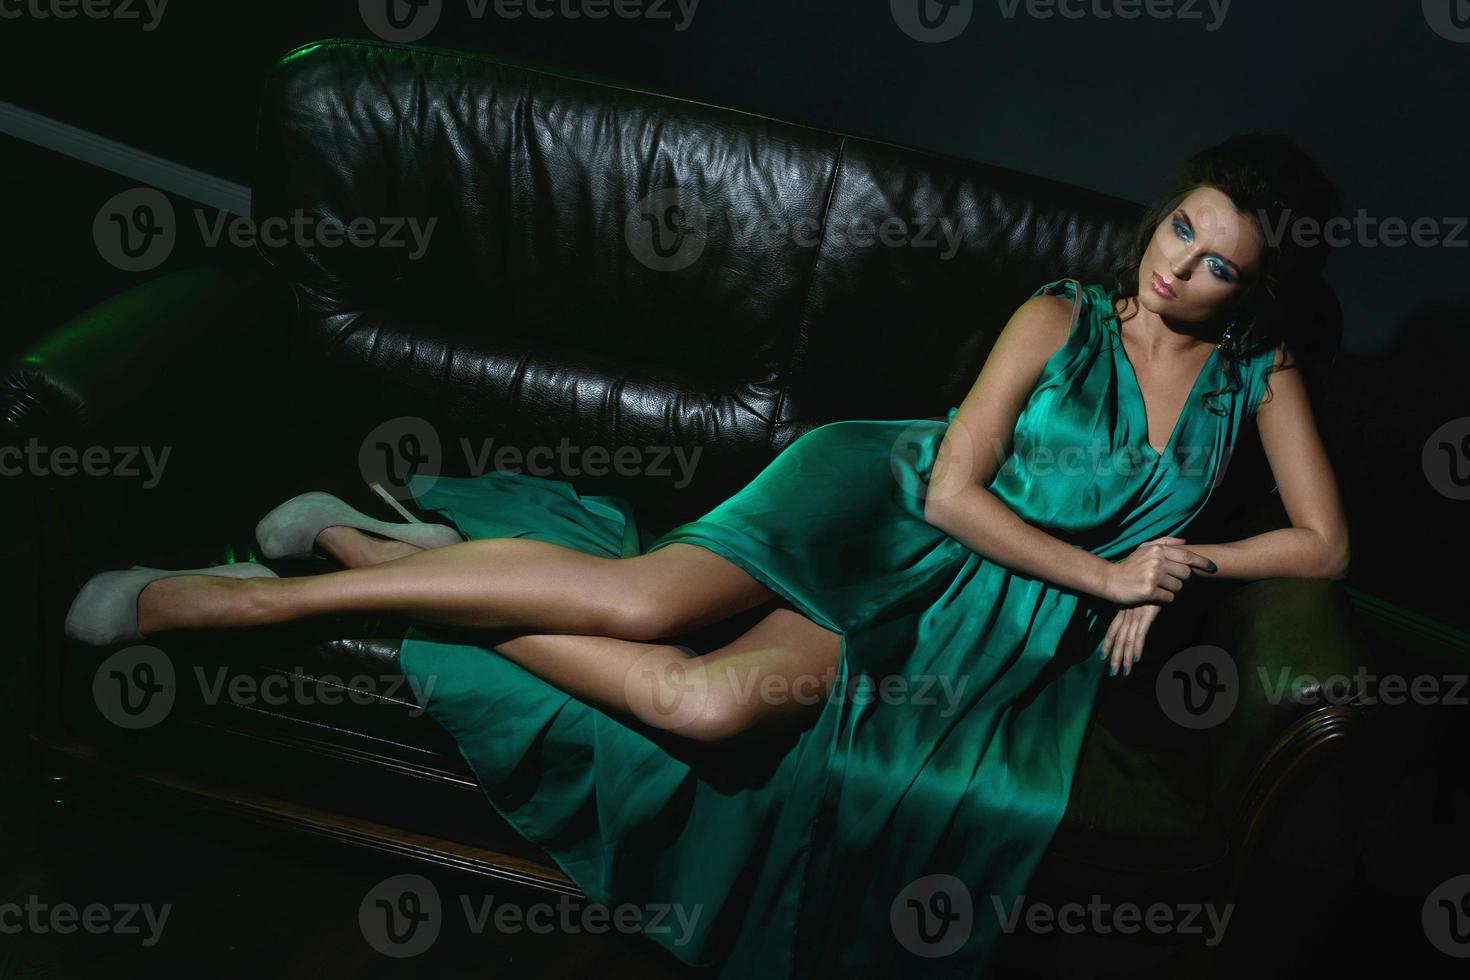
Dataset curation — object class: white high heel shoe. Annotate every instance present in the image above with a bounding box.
[254,483,465,560]
[65,562,280,646]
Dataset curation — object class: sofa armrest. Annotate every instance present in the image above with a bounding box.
[1199,577,1368,858]
[3,263,294,442]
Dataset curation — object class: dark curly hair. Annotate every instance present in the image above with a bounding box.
[1109,133,1343,412]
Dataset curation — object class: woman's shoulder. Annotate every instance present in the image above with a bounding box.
[993,278,1110,389]
[1019,278,1117,343]
[1006,280,1080,349]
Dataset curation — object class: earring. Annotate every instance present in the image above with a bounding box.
[1217,318,1236,351]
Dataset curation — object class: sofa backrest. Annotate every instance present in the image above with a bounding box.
[252,38,1334,524]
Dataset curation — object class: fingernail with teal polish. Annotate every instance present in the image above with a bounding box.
[1206,560,1218,573]
[1109,663,1117,676]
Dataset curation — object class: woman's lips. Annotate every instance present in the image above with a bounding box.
[1151,272,1177,300]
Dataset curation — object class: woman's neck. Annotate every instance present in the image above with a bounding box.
[1115,294,1217,359]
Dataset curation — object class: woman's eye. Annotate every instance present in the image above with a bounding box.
[1208,257,1233,282]
[1173,217,1193,242]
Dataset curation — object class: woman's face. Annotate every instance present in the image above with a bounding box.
[1136,184,1263,324]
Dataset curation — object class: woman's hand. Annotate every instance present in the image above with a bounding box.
[1101,603,1162,676]
[1102,536,1216,605]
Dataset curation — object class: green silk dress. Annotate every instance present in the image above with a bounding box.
[397,278,1277,976]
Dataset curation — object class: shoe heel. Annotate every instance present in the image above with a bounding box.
[368,481,424,524]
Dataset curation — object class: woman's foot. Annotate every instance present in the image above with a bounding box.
[255,490,464,560]
[315,526,426,567]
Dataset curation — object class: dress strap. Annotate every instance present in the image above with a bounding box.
[1060,277,1085,337]
[1030,276,1089,345]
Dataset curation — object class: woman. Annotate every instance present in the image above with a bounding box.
[65,133,1349,975]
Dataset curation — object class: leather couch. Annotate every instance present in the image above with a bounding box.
[4,37,1369,974]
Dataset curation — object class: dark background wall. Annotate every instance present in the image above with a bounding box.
[1,1,1467,629]
[2,1,1467,355]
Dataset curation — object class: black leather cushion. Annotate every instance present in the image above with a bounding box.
[777,136,1141,439]
[254,39,838,480]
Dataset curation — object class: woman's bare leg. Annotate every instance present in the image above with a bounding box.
[260,524,839,743]
[136,539,775,642]
[482,605,841,743]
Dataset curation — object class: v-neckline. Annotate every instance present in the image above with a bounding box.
[1106,295,1220,458]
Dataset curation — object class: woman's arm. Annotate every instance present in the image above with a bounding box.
[923,294,1211,604]
[1102,345,1350,676]
[1172,345,1351,581]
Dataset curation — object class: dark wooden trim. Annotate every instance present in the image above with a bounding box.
[179,712,483,790]
[30,731,581,898]
[1221,703,1363,903]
